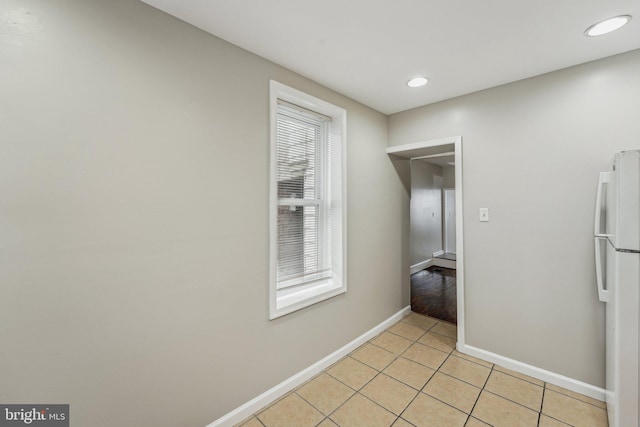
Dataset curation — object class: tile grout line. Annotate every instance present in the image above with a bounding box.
[538,382,585,427]
[392,320,455,426]
[367,319,454,376]
[537,383,546,427]
[413,339,452,355]
[292,389,337,423]
[401,345,484,423]
[355,391,405,421]
[484,363,605,414]
[350,345,399,372]
[361,319,448,424]
[396,385,426,426]
[353,338,392,359]
[381,358,436,392]
[479,389,541,419]
[450,351,494,369]
[322,357,373,393]
[435,361,488,389]
[466,358,495,424]
[319,327,422,427]
[319,376,401,425]
[473,362,602,425]
[475,363,549,419]
[385,328,435,344]
[416,386,476,421]
[544,386,607,410]
[288,347,387,425]
[365,354,430,427]
[492,366,545,387]
[295,377,355,426]
[448,357,563,421]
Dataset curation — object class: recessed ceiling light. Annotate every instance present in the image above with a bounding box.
[585,15,631,36]
[407,77,428,88]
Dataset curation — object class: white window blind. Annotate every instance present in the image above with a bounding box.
[269,80,346,320]
[275,102,332,289]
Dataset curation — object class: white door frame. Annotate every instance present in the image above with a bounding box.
[386,136,465,348]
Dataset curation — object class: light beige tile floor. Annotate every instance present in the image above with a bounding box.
[236,312,608,427]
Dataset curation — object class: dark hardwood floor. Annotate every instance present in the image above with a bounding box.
[411,266,457,324]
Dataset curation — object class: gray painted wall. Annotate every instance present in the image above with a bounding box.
[443,165,455,189]
[0,1,408,426]
[389,49,640,388]
[410,161,444,265]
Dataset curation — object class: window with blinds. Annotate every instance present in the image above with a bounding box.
[275,102,331,289]
[269,80,346,320]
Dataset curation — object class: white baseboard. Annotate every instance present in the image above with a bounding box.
[410,259,433,274]
[432,250,445,258]
[207,305,412,427]
[433,258,456,269]
[458,344,606,401]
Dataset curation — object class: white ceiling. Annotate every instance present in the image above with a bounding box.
[140,0,640,115]
[417,154,455,168]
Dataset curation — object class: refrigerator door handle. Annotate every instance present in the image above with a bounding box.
[594,171,612,238]
[594,236,610,302]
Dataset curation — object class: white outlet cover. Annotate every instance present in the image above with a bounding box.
[479,208,489,222]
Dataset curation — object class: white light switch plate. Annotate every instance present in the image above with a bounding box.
[479,208,489,222]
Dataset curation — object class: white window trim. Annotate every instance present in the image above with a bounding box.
[269,80,347,320]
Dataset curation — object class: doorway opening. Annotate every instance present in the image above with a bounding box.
[387,136,465,347]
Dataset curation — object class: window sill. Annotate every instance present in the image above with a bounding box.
[270,278,345,320]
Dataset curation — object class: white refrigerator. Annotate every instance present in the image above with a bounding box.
[595,150,640,427]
